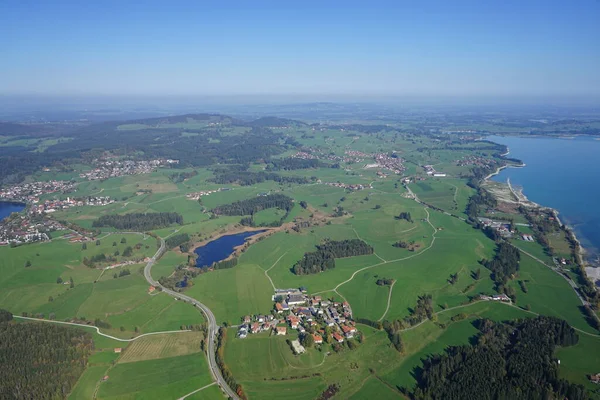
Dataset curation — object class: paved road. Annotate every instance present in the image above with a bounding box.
[144,237,240,400]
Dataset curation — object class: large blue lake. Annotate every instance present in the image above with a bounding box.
[0,201,25,221]
[488,135,600,259]
[194,230,267,268]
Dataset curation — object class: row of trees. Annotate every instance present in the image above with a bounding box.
[216,328,247,399]
[212,194,294,216]
[267,157,327,171]
[93,212,183,231]
[0,311,93,399]
[292,239,374,275]
[412,316,587,399]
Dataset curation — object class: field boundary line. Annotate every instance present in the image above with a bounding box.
[177,382,217,400]
[14,316,191,342]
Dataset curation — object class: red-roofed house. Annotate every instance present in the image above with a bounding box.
[275,303,284,313]
[313,334,323,344]
[333,332,344,343]
[276,326,287,336]
[341,325,356,338]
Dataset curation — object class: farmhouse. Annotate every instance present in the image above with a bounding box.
[114,348,122,353]
[333,332,344,343]
[341,325,356,338]
[276,326,287,336]
[288,294,306,306]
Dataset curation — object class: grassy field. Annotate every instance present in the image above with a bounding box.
[97,353,213,399]
[118,331,203,363]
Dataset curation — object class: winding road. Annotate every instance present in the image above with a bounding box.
[143,237,241,400]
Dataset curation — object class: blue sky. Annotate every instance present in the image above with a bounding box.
[1,0,599,97]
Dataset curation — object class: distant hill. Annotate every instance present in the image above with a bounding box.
[244,116,307,128]
[125,113,241,126]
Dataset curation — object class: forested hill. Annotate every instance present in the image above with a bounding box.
[0,113,307,185]
[0,310,93,399]
[412,316,588,400]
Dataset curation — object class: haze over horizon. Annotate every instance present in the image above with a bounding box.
[1,0,599,98]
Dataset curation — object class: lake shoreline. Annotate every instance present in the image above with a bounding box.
[189,226,277,267]
[487,139,590,266]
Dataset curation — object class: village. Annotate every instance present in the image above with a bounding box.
[79,158,179,181]
[0,214,65,246]
[0,180,78,203]
[29,196,114,214]
[236,288,361,355]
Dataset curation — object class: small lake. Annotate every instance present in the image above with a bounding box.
[194,230,267,268]
[0,201,25,221]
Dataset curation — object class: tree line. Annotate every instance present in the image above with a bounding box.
[211,194,294,216]
[411,316,587,399]
[210,170,311,186]
[93,212,183,231]
[267,157,328,171]
[292,239,374,275]
[165,233,190,250]
[0,310,93,400]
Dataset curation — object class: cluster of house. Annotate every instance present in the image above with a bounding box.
[236,288,359,351]
[0,215,64,245]
[372,152,406,175]
[479,293,511,302]
[29,196,114,214]
[186,188,227,200]
[62,232,94,243]
[79,159,178,181]
[291,151,319,160]
[321,181,369,191]
[423,165,447,177]
[0,180,77,203]
[478,218,515,238]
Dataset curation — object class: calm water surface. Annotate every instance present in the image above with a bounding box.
[489,135,600,258]
[194,230,267,268]
[0,201,25,221]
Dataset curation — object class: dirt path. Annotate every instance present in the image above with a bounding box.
[313,207,438,296]
[378,280,396,321]
[264,252,288,291]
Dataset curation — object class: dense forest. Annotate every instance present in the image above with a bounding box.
[292,239,374,275]
[93,212,183,231]
[210,170,311,186]
[0,310,93,399]
[412,316,587,400]
[482,242,520,291]
[211,194,294,216]
[0,115,296,184]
